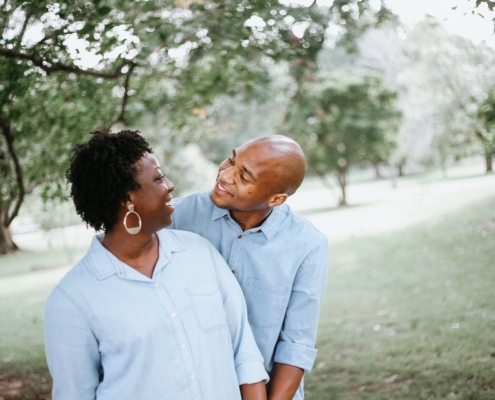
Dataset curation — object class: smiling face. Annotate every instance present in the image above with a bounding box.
[210,140,287,213]
[127,153,175,232]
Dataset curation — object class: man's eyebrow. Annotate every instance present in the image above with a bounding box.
[232,149,236,158]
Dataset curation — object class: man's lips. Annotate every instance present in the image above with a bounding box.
[215,181,232,196]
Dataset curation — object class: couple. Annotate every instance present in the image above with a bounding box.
[44,130,328,400]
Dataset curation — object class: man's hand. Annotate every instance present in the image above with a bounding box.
[240,381,267,400]
[266,363,304,400]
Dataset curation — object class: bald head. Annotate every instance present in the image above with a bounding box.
[242,135,306,196]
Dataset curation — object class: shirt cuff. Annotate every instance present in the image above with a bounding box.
[236,361,270,385]
[274,341,318,374]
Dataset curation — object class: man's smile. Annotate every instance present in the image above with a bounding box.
[215,181,232,196]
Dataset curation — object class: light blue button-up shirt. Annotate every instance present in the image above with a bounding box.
[170,191,329,400]
[44,229,268,400]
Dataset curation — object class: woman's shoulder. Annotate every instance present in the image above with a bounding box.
[158,227,213,249]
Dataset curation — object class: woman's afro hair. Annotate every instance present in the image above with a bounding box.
[66,129,152,232]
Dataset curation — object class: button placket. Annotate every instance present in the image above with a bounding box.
[153,284,200,397]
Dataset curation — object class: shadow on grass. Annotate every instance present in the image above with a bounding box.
[298,202,373,217]
[0,365,51,400]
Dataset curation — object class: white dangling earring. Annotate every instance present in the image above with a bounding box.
[123,204,142,234]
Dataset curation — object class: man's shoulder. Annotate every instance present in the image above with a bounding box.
[283,205,327,244]
[174,190,212,209]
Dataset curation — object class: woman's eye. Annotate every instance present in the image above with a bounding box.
[157,175,165,181]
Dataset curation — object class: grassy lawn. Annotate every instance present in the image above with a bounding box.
[1,195,494,399]
[305,196,495,399]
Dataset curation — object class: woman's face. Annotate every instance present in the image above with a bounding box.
[128,153,175,232]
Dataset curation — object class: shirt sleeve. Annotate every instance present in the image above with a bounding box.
[207,242,269,385]
[274,236,329,374]
[44,286,100,400]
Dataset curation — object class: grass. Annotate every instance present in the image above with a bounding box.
[305,196,495,399]
[1,195,495,399]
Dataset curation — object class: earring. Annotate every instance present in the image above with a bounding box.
[124,205,142,234]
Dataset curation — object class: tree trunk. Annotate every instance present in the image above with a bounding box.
[486,155,493,173]
[373,163,383,180]
[398,161,405,177]
[337,167,347,206]
[0,209,18,254]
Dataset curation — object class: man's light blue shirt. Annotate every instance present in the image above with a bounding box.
[44,228,268,400]
[170,191,329,399]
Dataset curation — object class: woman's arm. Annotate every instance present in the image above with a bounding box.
[44,287,100,400]
[206,242,269,389]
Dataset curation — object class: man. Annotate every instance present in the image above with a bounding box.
[170,135,328,400]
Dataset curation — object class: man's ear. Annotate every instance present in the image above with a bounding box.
[267,193,288,207]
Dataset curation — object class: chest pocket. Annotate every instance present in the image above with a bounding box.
[243,277,290,328]
[186,281,228,332]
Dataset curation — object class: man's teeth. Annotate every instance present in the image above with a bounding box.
[218,183,227,192]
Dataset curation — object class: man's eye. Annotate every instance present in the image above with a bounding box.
[228,158,234,165]
[241,174,249,183]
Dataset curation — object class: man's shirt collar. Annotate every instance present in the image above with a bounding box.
[211,203,288,241]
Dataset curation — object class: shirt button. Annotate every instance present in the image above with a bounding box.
[190,374,195,380]
[171,312,176,318]
[238,235,242,239]
[181,343,186,349]
[154,283,159,288]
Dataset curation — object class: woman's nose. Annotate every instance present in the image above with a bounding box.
[166,179,175,192]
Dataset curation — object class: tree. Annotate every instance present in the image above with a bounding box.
[0,0,392,253]
[476,87,495,172]
[289,73,401,205]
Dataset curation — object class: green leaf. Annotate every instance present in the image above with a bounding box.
[97,6,112,16]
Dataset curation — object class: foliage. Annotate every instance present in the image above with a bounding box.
[289,73,401,204]
[0,0,393,253]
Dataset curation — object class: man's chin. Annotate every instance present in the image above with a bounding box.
[209,190,230,210]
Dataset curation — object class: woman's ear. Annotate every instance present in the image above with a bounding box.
[267,193,288,207]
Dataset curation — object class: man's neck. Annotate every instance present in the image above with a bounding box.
[230,208,273,231]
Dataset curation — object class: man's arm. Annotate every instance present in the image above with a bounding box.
[271,236,329,400]
[241,382,268,400]
[266,363,304,400]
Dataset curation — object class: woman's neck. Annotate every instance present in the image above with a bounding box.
[101,227,159,279]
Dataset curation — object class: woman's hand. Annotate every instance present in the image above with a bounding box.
[240,381,267,400]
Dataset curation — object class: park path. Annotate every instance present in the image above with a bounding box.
[8,162,495,290]
[288,164,495,243]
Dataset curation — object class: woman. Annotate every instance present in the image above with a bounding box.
[44,130,268,399]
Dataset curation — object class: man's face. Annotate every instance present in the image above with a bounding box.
[210,142,281,212]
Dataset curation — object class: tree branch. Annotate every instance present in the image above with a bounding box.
[0,46,135,78]
[0,113,25,227]
[15,13,32,49]
[116,63,136,124]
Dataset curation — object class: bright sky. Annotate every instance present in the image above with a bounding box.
[386,0,495,46]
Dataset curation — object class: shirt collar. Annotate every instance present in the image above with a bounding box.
[88,230,186,281]
[210,202,288,241]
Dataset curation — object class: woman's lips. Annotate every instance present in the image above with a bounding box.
[165,198,174,208]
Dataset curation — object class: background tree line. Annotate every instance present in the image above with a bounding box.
[1,0,495,254]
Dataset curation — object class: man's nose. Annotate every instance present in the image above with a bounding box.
[219,166,235,184]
